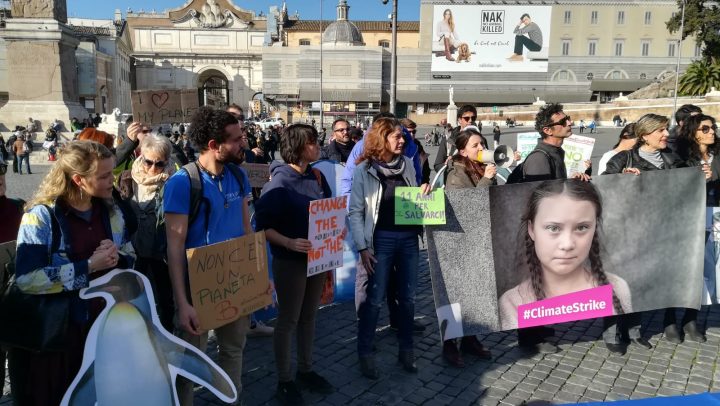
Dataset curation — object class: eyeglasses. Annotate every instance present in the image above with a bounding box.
[142,157,167,169]
[141,129,151,134]
[0,164,6,175]
[545,115,571,127]
[699,125,717,134]
[334,128,349,133]
[461,115,477,122]
[407,128,417,134]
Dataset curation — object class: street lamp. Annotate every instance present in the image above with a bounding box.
[672,0,719,125]
[383,0,398,114]
[672,0,686,126]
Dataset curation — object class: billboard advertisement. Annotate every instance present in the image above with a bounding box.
[431,5,552,72]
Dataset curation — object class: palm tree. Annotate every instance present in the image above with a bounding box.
[679,60,720,96]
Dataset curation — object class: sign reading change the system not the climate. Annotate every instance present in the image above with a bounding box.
[395,187,446,225]
[307,196,348,277]
[131,89,200,125]
[186,231,272,331]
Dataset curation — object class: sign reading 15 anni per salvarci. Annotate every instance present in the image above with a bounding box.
[395,187,446,225]
[430,5,551,73]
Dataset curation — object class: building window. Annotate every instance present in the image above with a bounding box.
[668,41,676,57]
[562,40,571,56]
[641,40,651,57]
[617,11,625,24]
[588,40,597,56]
[564,10,572,24]
[299,39,311,46]
[640,73,647,80]
[590,11,598,24]
[378,40,390,48]
[607,70,626,80]
[644,11,652,25]
[552,69,575,82]
[614,40,624,56]
[586,72,594,81]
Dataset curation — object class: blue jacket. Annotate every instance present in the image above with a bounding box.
[340,127,422,195]
[255,162,332,260]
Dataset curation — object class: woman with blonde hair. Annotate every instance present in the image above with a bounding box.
[119,133,176,330]
[8,140,136,405]
[349,117,430,379]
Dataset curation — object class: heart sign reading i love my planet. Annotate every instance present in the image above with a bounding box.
[131,89,200,125]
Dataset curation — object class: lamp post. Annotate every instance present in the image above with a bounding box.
[672,0,686,126]
[389,0,398,115]
[320,0,324,128]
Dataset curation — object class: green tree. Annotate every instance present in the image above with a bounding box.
[667,0,720,63]
[679,60,720,95]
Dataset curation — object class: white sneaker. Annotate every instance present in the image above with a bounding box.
[247,321,274,337]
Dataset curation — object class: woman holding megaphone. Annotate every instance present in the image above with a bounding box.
[441,128,495,367]
[445,128,496,188]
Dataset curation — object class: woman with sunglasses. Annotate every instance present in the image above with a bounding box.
[661,114,720,344]
[119,133,177,331]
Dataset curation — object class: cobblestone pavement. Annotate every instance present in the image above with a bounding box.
[4,251,719,405]
[3,132,718,405]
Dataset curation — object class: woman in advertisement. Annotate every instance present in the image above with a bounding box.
[498,180,632,331]
[436,8,461,61]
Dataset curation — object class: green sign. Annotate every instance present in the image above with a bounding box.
[394,187,446,225]
[492,106,498,113]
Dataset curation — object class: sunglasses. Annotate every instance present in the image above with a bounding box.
[141,129,151,134]
[142,157,167,169]
[699,125,717,134]
[545,115,571,127]
[461,115,477,122]
[0,164,6,175]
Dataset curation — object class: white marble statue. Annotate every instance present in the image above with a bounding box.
[449,85,455,106]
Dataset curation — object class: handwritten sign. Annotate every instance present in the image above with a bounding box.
[307,196,348,276]
[241,163,271,188]
[395,187,446,225]
[562,134,595,177]
[186,231,272,331]
[0,240,16,289]
[131,89,200,125]
[516,132,540,163]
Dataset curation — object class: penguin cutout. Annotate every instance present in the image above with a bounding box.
[61,269,238,406]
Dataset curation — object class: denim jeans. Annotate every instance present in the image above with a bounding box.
[357,230,418,356]
[18,154,31,174]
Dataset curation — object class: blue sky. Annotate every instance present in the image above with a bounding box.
[68,0,422,21]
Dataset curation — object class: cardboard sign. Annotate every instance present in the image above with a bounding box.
[307,196,348,277]
[395,187,446,225]
[241,163,271,188]
[0,240,16,288]
[186,232,272,331]
[562,134,595,176]
[516,132,540,163]
[131,89,200,125]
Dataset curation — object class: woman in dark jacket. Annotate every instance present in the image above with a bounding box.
[602,113,686,175]
[664,113,720,344]
[600,113,688,353]
[254,124,334,405]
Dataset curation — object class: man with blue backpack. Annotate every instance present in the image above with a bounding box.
[162,107,257,405]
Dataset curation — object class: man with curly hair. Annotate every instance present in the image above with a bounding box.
[163,106,255,405]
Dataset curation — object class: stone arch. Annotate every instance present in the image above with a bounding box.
[197,68,230,108]
[550,68,577,82]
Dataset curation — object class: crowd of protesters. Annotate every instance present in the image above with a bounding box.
[0,99,718,406]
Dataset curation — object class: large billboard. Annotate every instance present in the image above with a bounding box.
[431,5,552,73]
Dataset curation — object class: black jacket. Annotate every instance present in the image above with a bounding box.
[522,141,568,182]
[686,154,720,206]
[320,140,355,163]
[602,147,686,175]
[433,126,461,172]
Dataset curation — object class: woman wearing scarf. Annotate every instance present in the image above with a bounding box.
[349,117,431,379]
[120,133,176,331]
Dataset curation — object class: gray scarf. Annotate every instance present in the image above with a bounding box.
[371,155,405,177]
